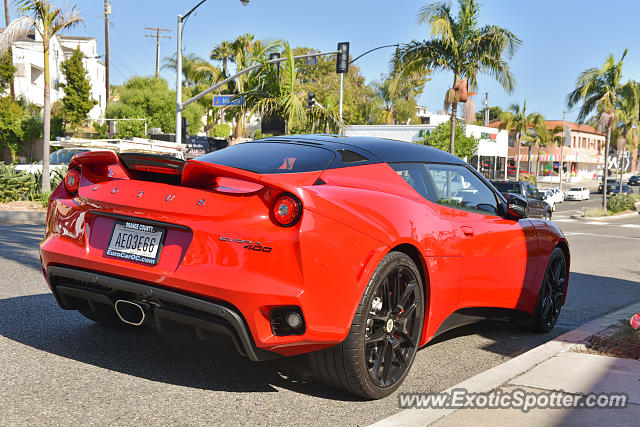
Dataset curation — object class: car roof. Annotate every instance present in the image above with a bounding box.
[258,134,466,165]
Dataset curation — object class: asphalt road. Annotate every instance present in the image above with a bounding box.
[1,199,639,426]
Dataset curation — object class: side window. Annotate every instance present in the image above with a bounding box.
[390,163,436,202]
[425,163,500,216]
[526,184,536,198]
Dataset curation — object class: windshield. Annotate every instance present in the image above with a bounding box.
[197,142,335,174]
[490,181,519,193]
[51,149,90,165]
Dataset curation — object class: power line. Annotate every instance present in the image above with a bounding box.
[144,27,171,77]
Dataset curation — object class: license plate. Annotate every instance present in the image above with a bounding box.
[106,220,165,265]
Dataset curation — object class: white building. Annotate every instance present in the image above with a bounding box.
[415,105,457,126]
[3,29,106,120]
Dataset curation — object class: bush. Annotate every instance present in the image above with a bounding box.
[0,163,66,203]
[253,129,262,139]
[607,194,636,213]
[212,123,231,138]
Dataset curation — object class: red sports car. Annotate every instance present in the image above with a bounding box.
[40,135,569,399]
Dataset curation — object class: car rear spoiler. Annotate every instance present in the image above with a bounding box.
[181,159,319,195]
[69,150,317,194]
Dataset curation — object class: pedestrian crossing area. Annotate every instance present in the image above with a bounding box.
[553,218,640,228]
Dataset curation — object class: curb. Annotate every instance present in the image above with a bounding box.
[569,201,640,221]
[0,210,46,225]
[371,301,640,427]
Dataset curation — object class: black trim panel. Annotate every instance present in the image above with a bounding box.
[47,266,278,361]
[88,211,192,232]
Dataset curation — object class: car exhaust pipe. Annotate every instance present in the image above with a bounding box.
[114,300,151,326]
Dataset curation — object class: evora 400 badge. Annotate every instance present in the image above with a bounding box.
[219,236,273,253]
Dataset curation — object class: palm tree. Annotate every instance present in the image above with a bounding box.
[524,121,562,184]
[162,52,203,87]
[567,49,628,211]
[210,40,234,77]
[242,42,342,134]
[498,101,542,180]
[613,81,639,188]
[392,0,520,154]
[0,1,81,192]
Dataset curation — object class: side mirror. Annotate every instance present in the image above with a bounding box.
[503,193,527,220]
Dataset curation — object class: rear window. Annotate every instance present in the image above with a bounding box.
[569,187,582,191]
[491,181,519,193]
[196,142,335,174]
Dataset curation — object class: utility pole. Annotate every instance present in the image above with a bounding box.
[4,0,14,98]
[104,0,110,103]
[483,92,489,126]
[560,111,565,193]
[145,27,171,77]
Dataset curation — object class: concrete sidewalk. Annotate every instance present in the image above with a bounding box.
[0,210,46,225]
[373,302,640,426]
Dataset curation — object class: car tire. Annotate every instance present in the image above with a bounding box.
[308,251,425,399]
[79,303,137,329]
[512,247,567,333]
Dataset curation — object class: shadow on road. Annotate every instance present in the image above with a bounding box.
[0,292,361,401]
[0,224,44,271]
[422,272,640,358]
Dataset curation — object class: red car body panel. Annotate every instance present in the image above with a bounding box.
[40,137,569,358]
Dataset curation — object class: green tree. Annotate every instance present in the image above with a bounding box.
[393,0,520,154]
[107,76,204,138]
[60,47,97,129]
[0,52,15,92]
[210,40,234,77]
[419,121,479,160]
[0,96,24,159]
[498,101,542,180]
[242,42,342,134]
[523,120,562,184]
[293,46,383,126]
[475,106,503,125]
[0,1,81,191]
[371,73,426,125]
[567,49,629,211]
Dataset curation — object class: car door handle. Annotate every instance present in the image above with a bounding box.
[460,226,474,237]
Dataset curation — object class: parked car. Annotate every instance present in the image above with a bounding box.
[610,184,634,195]
[14,148,92,173]
[40,135,570,399]
[565,186,590,201]
[542,189,557,211]
[489,180,553,219]
[598,178,618,194]
[627,175,640,186]
[540,187,564,205]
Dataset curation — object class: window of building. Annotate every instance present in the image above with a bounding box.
[30,65,43,86]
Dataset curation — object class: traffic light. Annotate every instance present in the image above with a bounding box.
[181,116,190,143]
[269,52,281,79]
[336,42,349,74]
[306,91,315,108]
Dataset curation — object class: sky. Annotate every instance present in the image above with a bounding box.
[6,0,640,123]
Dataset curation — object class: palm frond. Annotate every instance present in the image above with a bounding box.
[0,16,34,53]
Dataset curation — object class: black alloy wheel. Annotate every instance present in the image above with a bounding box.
[308,251,424,399]
[365,265,422,388]
[538,249,567,330]
[525,247,567,333]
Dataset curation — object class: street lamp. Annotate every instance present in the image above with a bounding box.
[176,0,250,145]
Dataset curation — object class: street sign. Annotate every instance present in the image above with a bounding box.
[213,95,244,106]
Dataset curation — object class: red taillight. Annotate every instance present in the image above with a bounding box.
[272,194,302,227]
[64,168,81,194]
